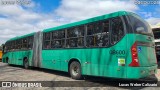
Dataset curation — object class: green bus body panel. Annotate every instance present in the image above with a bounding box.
[2,50,33,66]
[40,34,157,79]
[125,34,157,78]
[127,66,157,79]
[135,34,157,67]
[43,11,131,32]
[41,34,127,78]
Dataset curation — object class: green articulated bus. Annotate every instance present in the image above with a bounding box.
[2,11,157,79]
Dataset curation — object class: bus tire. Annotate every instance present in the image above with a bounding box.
[6,57,10,65]
[23,58,29,69]
[69,61,82,80]
[6,57,9,63]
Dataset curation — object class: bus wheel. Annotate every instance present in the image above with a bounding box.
[6,57,10,65]
[6,57,9,63]
[23,58,29,69]
[69,61,82,80]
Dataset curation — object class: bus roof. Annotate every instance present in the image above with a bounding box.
[7,32,35,42]
[43,11,131,33]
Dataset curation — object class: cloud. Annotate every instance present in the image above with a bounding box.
[55,0,138,21]
[139,12,153,18]
[146,17,160,26]
[0,0,66,45]
[146,17,160,28]
[139,11,160,26]
[0,0,139,45]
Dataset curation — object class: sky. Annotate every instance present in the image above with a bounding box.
[0,0,160,44]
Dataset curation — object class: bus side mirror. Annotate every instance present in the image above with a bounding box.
[136,27,144,33]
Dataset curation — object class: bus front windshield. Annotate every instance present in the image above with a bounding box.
[128,15,153,36]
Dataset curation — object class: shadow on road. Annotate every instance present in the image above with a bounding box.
[5,64,159,89]
[31,67,70,78]
[9,64,70,78]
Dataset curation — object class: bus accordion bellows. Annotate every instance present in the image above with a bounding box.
[2,11,157,79]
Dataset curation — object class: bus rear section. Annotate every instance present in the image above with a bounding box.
[126,14,157,79]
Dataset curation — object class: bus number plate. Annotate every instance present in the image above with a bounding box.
[110,50,125,55]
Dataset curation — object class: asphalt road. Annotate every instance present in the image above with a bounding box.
[0,62,160,90]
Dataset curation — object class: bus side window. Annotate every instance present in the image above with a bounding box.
[67,26,84,48]
[102,20,110,46]
[43,32,51,49]
[12,40,16,50]
[87,23,102,47]
[10,41,13,50]
[28,36,33,49]
[17,39,21,49]
[13,41,16,50]
[15,40,18,49]
[51,30,65,48]
[86,24,94,47]
[22,38,27,49]
[45,41,50,49]
[111,17,124,45]
[6,42,10,51]
[87,20,109,47]
[17,39,22,49]
[94,22,103,47]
